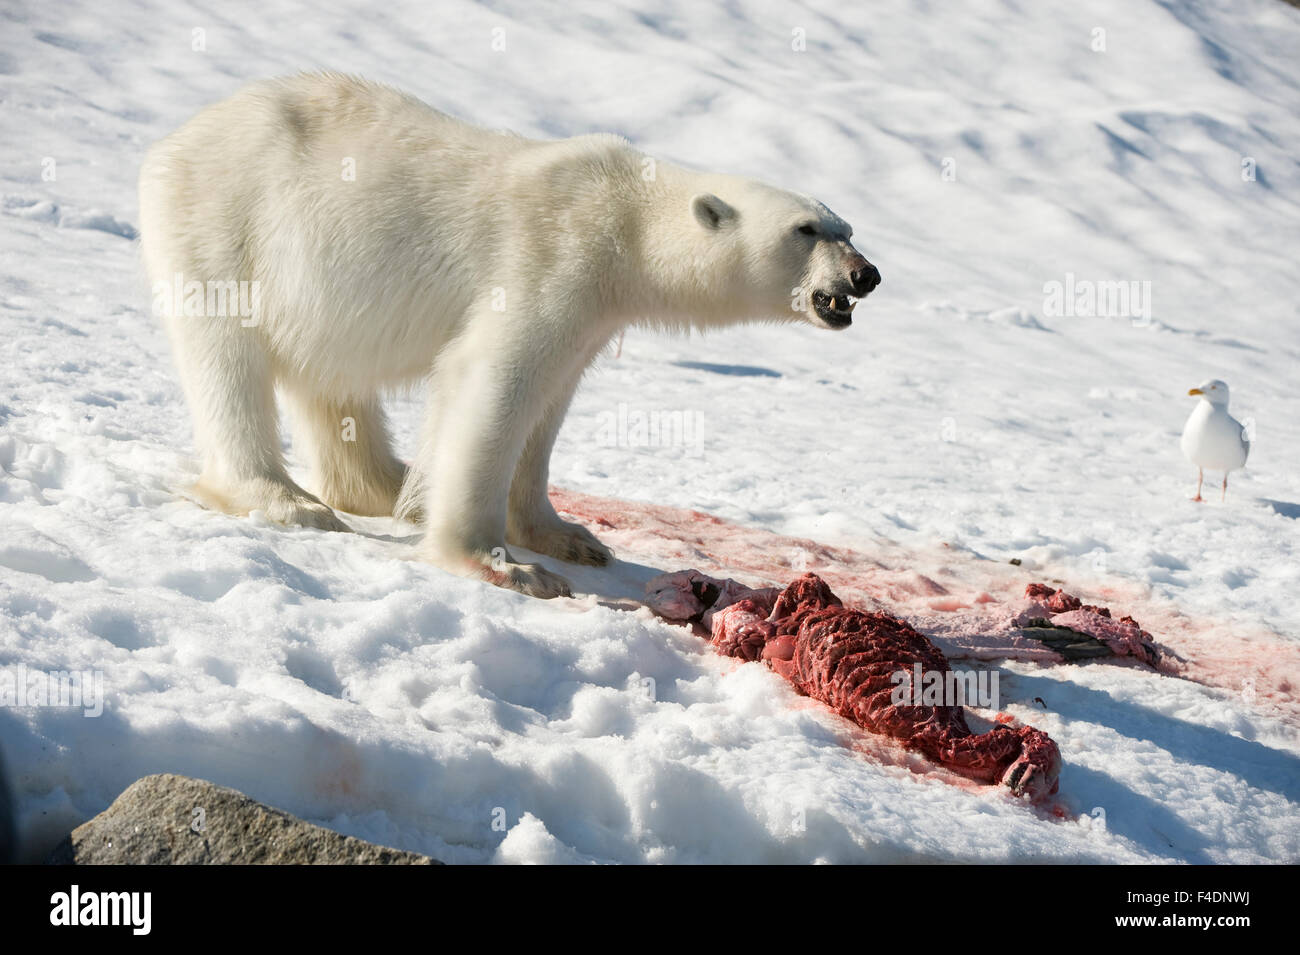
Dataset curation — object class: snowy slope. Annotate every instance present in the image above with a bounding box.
[1,0,1298,863]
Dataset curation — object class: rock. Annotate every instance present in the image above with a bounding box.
[49,774,439,865]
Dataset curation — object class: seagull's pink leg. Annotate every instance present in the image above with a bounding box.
[1221,473,1228,502]
[1192,467,1204,503]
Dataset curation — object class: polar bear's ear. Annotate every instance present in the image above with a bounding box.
[691,193,735,230]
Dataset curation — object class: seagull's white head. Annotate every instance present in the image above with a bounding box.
[1188,379,1230,407]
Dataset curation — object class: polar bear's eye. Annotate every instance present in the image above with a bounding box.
[797,224,818,237]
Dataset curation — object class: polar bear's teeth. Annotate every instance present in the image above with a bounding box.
[829,297,840,311]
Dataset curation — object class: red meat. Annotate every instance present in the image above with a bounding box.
[674,572,1062,802]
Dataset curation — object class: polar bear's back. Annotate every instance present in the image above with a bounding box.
[141,71,514,194]
[139,73,533,387]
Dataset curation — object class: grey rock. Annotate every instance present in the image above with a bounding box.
[49,773,439,865]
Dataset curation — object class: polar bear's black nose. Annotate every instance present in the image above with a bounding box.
[851,263,881,296]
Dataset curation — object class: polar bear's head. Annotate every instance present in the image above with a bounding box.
[679,177,880,331]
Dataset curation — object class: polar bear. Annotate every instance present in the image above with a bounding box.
[138,73,881,598]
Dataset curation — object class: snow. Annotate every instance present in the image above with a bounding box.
[2,0,1298,863]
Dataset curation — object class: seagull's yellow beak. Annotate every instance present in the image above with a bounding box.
[1188,388,1203,396]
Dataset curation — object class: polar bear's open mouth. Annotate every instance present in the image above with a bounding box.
[812,290,856,328]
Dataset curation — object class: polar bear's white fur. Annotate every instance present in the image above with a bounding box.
[138,73,880,598]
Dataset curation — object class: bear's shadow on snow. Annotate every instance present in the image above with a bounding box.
[1008,669,1300,798]
[1059,761,1215,863]
[459,540,670,607]
[339,525,672,606]
[347,528,423,546]
[556,554,670,606]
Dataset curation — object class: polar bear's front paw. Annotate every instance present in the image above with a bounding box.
[429,541,574,599]
[482,551,573,599]
[514,519,612,567]
[499,561,573,599]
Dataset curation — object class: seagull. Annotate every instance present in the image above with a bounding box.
[1180,379,1249,502]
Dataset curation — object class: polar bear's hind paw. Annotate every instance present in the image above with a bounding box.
[256,491,350,532]
[523,520,613,567]
[193,478,350,533]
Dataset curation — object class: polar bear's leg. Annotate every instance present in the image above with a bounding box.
[168,319,347,532]
[506,381,612,566]
[418,332,573,598]
[282,388,407,517]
